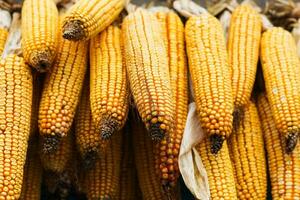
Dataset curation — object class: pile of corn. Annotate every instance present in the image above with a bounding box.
[0,0,300,199]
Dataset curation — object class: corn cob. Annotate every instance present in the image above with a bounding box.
[40,129,74,173]
[62,0,125,41]
[122,9,175,141]
[84,131,122,200]
[21,0,59,72]
[19,137,42,200]
[185,13,234,154]
[227,5,262,124]
[257,94,300,199]
[196,138,238,200]
[75,74,107,169]
[0,29,8,56]
[38,35,88,153]
[0,54,32,199]
[228,101,267,199]
[154,11,188,189]
[260,27,300,153]
[0,9,11,57]
[90,25,129,140]
[133,121,168,200]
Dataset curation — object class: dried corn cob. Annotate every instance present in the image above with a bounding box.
[257,94,300,199]
[0,29,8,56]
[154,11,188,189]
[21,0,59,72]
[20,137,42,200]
[0,54,32,199]
[133,122,168,200]
[0,9,11,56]
[62,0,125,41]
[40,129,74,173]
[38,35,88,153]
[122,9,175,141]
[90,24,129,140]
[75,75,107,169]
[185,13,234,154]
[84,131,122,200]
[227,5,261,123]
[228,102,267,199]
[196,138,238,200]
[260,27,300,153]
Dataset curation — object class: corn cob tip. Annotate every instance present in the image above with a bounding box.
[42,135,62,154]
[99,117,120,140]
[149,123,165,141]
[286,132,299,153]
[62,20,85,41]
[30,51,52,72]
[210,135,225,154]
[82,150,99,170]
[233,107,245,132]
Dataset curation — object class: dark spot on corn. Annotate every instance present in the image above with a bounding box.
[210,135,224,154]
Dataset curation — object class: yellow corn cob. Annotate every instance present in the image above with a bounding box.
[257,94,300,199]
[228,102,267,199]
[260,27,300,153]
[154,11,188,188]
[75,75,107,169]
[62,0,125,41]
[40,129,74,173]
[0,54,32,199]
[196,138,238,200]
[0,29,8,56]
[38,36,88,153]
[227,5,262,122]
[84,131,122,200]
[21,0,59,72]
[90,25,129,140]
[118,126,138,200]
[19,137,42,200]
[122,9,175,141]
[185,13,234,154]
[133,122,168,200]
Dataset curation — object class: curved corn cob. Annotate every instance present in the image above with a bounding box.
[40,129,73,173]
[62,0,125,41]
[228,102,267,199]
[38,36,88,153]
[21,0,59,72]
[260,27,300,153]
[84,131,122,200]
[257,94,300,199]
[133,122,168,200]
[154,11,188,189]
[227,5,261,123]
[0,29,8,56]
[122,9,175,141]
[196,138,238,200]
[0,54,32,199]
[90,25,129,140]
[75,75,107,169]
[185,13,234,154]
[20,137,42,200]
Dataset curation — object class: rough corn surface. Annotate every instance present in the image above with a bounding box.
[84,131,122,200]
[38,36,88,153]
[228,5,261,115]
[186,14,234,154]
[0,55,32,199]
[260,27,300,153]
[62,0,125,41]
[21,0,59,72]
[133,121,168,200]
[196,138,237,200]
[90,25,129,140]
[154,11,188,189]
[75,75,107,169]
[228,102,267,199]
[19,137,42,200]
[258,94,300,200]
[122,9,175,141]
[0,29,8,56]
